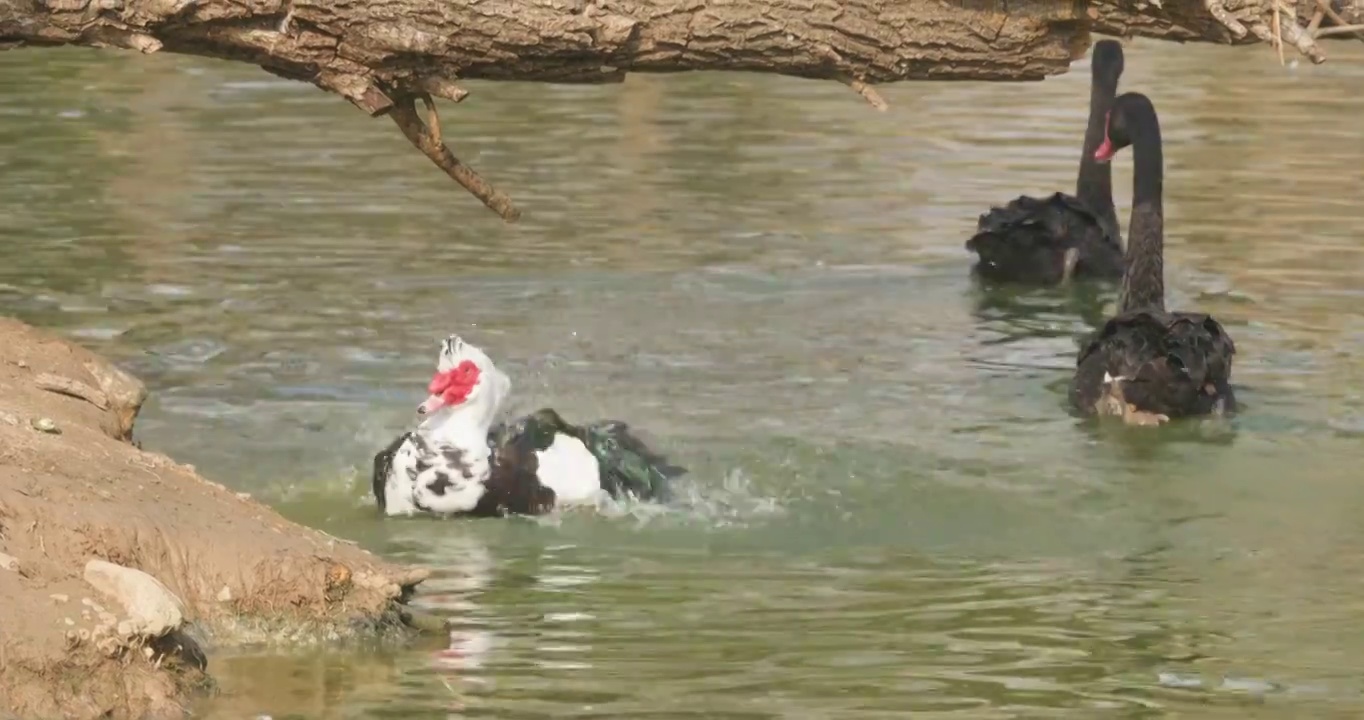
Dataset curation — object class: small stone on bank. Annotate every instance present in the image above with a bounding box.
[0,552,19,572]
[31,417,60,434]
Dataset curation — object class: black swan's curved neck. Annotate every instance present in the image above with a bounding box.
[1118,102,1165,315]
[1077,63,1120,239]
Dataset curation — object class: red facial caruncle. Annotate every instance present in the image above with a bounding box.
[420,360,481,414]
[1094,109,1116,163]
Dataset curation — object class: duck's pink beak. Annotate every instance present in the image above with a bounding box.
[416,394,445,416]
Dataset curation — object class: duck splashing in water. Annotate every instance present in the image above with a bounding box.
[373,335,685,517]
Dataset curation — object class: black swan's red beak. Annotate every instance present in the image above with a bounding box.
[1094,136,1115,163]
[1094,109,1116,163]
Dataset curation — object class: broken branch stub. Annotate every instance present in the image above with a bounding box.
[387,94,521,222]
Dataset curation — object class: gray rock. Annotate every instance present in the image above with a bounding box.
[83,560,185,637]
[81,358,147,442]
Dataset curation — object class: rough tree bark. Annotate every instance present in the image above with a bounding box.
[0,0,1359,221]
[0,0,1096,221]
[1094,0,1363,63]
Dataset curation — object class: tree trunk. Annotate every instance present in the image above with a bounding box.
[3,1,1095,88]
[0,0,1356,220]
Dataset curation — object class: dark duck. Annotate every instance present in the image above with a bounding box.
[966,39,1126,285]
[1069,92,1236,426]
[372,336,685,517]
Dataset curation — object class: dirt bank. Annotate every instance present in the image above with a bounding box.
[0,317,430,719]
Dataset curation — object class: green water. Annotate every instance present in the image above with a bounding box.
[3,38,1364,719]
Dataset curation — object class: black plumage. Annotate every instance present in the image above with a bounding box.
[967,39,1126,285]
[1069,92,1236,425]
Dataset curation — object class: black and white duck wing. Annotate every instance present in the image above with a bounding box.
[479,414,584,515]
[479,408,683,511]
[376,432,490,516]
[372,431,411,514]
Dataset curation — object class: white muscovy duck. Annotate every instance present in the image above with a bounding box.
[372,335,685,517]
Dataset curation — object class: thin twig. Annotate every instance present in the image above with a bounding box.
[1306,8,1325,35]
[419,92,442,146]
[1316,23,1364,38]
[1317,0,1364,41]
[388,95,522,222]
[33,373,109,410]
[1250,1,1326,64]
[1272,3,1285,65]
[1277,2,1328,63]
[418,77,470,104]
[840,77,888,111]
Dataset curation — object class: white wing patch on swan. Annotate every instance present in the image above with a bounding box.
[534,433,603,506]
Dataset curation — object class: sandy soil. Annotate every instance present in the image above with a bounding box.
[0,317,430,719]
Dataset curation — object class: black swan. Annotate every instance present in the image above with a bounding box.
[966,39,1126,285]
[373,335,684,517]
[1069,92,1236,426]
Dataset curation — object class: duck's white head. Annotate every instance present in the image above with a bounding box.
[416,335,511,439]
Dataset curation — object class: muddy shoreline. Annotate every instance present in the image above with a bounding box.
[0,317,429,719]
